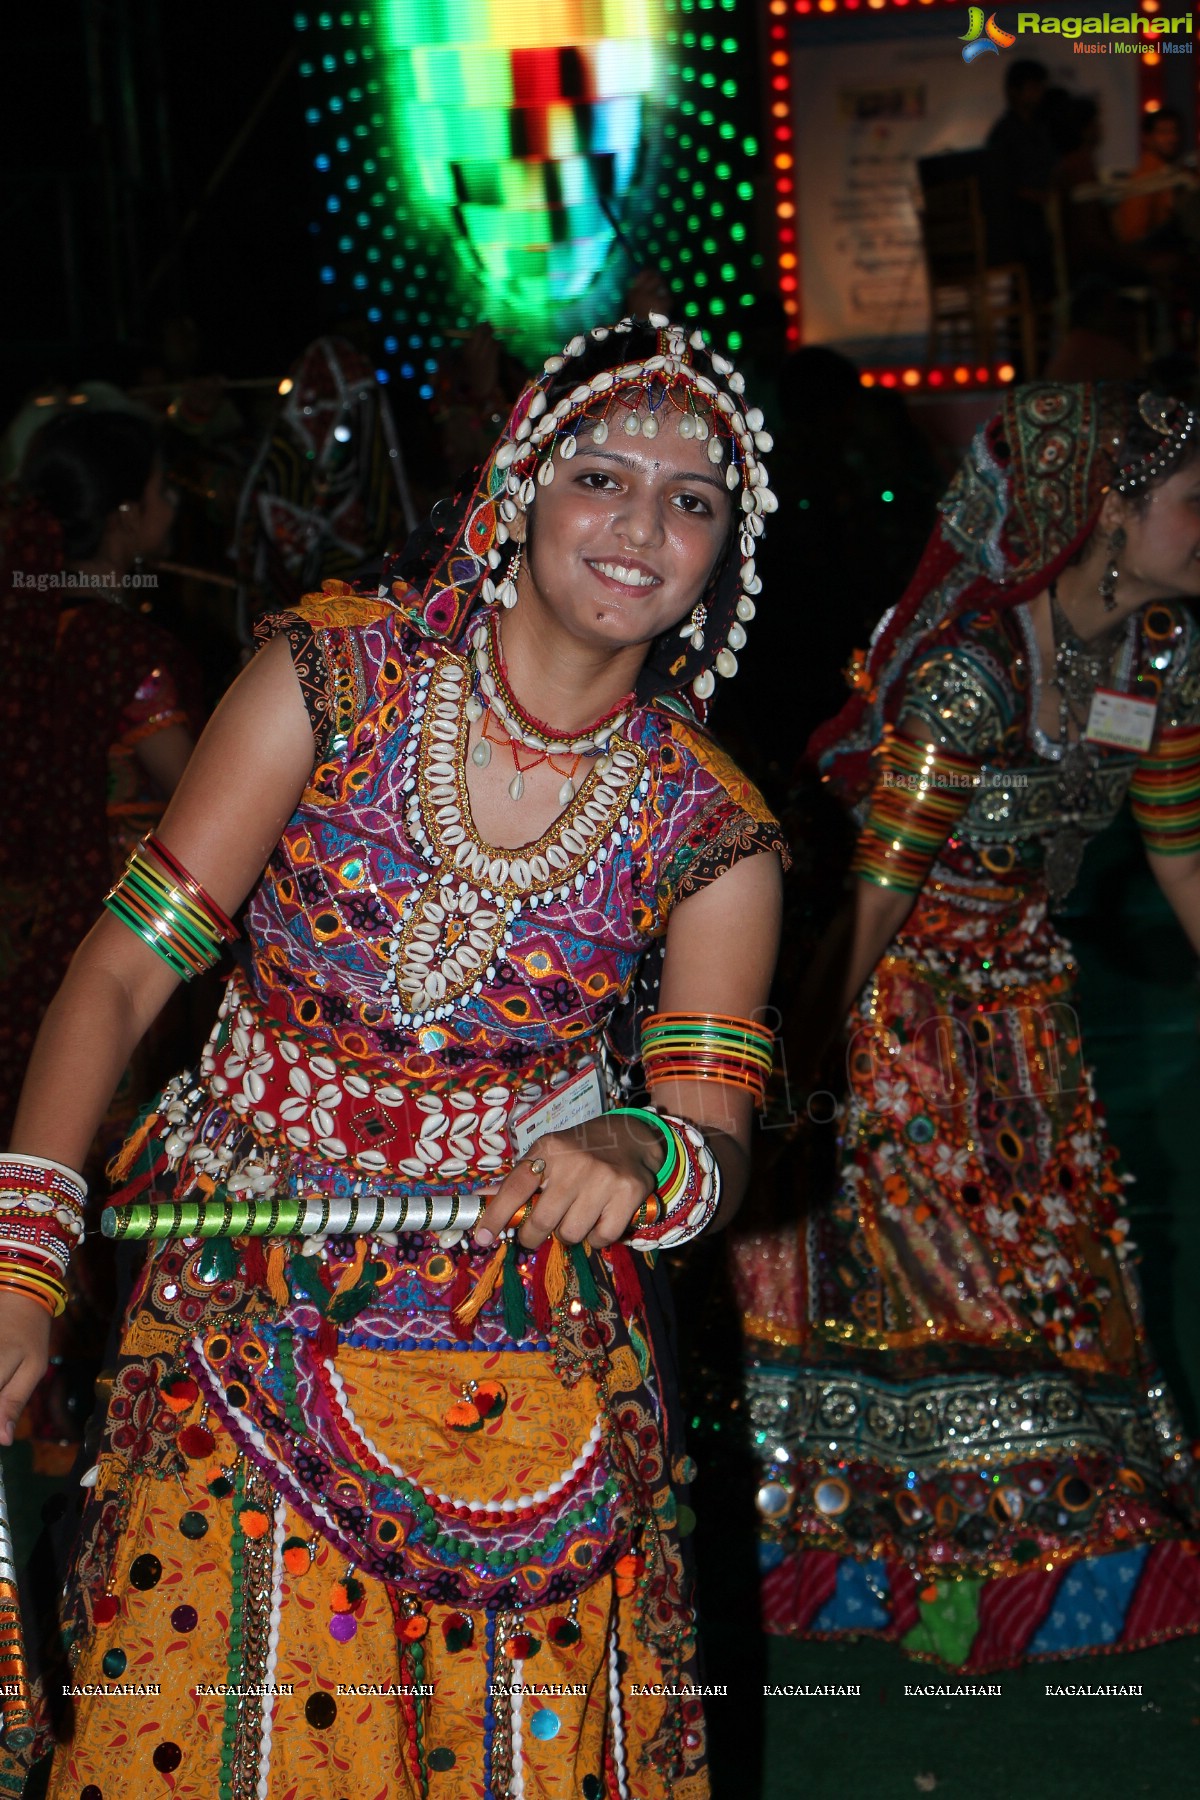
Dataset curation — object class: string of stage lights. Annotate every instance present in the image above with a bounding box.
[294,2,765,389]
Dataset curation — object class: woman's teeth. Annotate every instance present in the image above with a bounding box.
[592,561,657,588]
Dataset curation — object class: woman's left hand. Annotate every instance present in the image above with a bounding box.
[474,1113,663,1252]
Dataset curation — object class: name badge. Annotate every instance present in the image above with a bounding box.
[510,1062,606,1156]
[1084,688,1157,754]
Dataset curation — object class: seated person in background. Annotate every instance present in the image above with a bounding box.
[982,59,1056,296]
[1115,107,1197,249]
[1050,94,1173,288]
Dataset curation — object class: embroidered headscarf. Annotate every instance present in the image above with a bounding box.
[810,380,1195,804]
[382,315,776,722]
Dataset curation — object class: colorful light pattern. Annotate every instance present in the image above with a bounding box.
[294,2,761,385]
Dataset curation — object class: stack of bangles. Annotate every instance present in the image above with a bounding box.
[0,1154,88,1317]
[849,731,979,893]
[640,1010,774,1105]
[104,833,239,980]
[611,1108,722,1252]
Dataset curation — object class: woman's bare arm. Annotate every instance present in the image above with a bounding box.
[0,634,313,1442]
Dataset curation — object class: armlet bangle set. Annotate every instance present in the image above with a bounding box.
[640,1010,774,1105]
[0,1154,88,1317]
[851,731,981,893]
[608,1106,722,1251]
[104,834,239,981]
[1129,723,1200,856]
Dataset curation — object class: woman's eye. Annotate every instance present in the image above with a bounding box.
[673,492,712,515]
[578,470,618,491]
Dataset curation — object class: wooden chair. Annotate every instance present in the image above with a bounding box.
[917,152,1040,375]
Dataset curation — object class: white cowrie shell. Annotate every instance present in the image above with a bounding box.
[311,1107,336,1138]
[243,1072,266,1103]
[286,1125,312,1148]
[280,1097,309,1122]
[343,1074,371,1099]
[317,1136,348,1159]
[692,669,716,700]
[316,1083,343,1108]
[728,622,747,651]
[716,648,739,679]
[737,596,757,621]
[354,1150,389,1171]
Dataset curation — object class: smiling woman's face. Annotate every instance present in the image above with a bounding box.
[514,402,735,652]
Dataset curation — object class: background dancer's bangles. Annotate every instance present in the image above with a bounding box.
[0,1458,33,1749]
[101,1190,491,1240]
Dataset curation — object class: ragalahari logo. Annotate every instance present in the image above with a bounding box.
[961,7,1017,60]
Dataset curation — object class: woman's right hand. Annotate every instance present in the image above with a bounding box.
[0,1293,53,1447]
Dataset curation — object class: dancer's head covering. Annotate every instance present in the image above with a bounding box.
[810,380,1196,803]
[383,314,776,722]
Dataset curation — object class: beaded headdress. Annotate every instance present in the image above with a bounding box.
[810,380,1196,804]
[384,315,775,717]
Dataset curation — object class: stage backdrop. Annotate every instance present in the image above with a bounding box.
[791,31,1139,359]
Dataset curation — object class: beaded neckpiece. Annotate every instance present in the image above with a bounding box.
[384,648,648,1030]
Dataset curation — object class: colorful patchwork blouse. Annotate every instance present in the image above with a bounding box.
[249,586,786,1085]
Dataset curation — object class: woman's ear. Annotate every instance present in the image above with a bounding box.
[509,511,528,545]
[1097,490,1132,535]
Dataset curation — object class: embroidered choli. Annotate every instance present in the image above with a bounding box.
[248,590,786,1086]
[888,598,1200,892]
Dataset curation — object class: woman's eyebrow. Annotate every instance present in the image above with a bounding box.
[573,447,730,494]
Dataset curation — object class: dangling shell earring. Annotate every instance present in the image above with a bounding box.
[679,602,708,651]
[1099,525,1125,613]
[497,542,522,610]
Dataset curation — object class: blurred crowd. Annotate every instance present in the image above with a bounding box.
[983,58,1200,378]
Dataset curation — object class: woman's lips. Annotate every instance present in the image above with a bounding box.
[585,557,662,593]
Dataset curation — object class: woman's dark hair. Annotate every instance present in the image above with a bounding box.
[20,409,159,562]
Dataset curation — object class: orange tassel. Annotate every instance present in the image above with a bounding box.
[544,1236,568,1312]
[332,1238,368,1297]
[106,1111,160,1185]
[452,1240,508,1330]
[266,1243,290,1309]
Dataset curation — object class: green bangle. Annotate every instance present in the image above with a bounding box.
[608,1106,677,1188]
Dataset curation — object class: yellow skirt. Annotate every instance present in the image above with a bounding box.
[47,1375,707,1800]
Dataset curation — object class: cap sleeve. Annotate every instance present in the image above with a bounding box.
[650,711,788,929]
[254,580,400,761]
[898,636,1015,762]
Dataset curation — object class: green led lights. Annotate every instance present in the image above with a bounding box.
[296,2,757,384]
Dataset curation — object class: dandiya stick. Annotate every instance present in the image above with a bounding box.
[100,1190,491,1242]
[0,1458,33,1749]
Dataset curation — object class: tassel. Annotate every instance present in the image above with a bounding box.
[606,1243,644,1322]
[265,1243,290,1309]
[315,1317,339,1359]
[570,1242,600,1312]
[544,1236,568,1313]
[107,1149,169,1209]
[242,1238,267,1290]
[531,1238,554,1335]
[452,1239,508,1331]
[449,1253,474,1342]
[332,1237,368,1297]
[501,1238,527,1340]
[106,1109,161,1185]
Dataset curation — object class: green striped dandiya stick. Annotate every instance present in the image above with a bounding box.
[101,1190,488,1241]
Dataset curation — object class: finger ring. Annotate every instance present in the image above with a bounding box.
[526,1157,547,1177]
